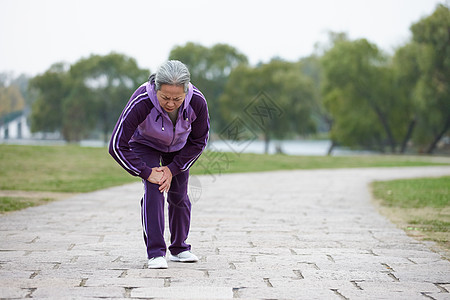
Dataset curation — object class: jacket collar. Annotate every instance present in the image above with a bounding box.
[146,81,193,114]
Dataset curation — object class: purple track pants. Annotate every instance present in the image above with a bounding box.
[131,143,192,259]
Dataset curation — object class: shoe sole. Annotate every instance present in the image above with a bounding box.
[147,258,168,269]
[170,256,198,263]
[148,264,168,269]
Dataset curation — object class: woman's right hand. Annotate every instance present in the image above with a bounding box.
[148,168,163,184]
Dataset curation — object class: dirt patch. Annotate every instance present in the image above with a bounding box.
[371,196,450,260]
[0,190,78,200]
[0,190,78,214]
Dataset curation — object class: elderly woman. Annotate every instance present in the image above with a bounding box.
[109,60,210,269]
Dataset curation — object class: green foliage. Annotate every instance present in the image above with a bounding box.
[219,59,318,152]
[169,42,248,131]
[29,53,149,142]
[372,175,450,250]
[321,4,449,154]
[409,4,450,153]
[298,55,329,132]
[29,63,70,133]
[0,196,53,212]
[0,85,25,119]
[373,176,449,208]
[61,84,96,142]
[0,73,29,119]
[1,144,447,194]
[69,53,149,142]
[321,36,397,151]
[20,4,449,154]
[390,43,421,152]
[0,144,137,192]
[408,219,449,232]
[192,151,448,175]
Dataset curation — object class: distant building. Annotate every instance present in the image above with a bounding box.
[0,111,32,140]
[0,110,61,141]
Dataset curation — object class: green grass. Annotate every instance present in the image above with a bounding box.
[0,144,137,192]
[0,196,54,212]
[372,177,450,208]
[372,176,450,256]
[1,144,449,253]
[408,219,449,232]
[0,144,448,193]
[192,151,448,175]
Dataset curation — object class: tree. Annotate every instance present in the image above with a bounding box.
[61,83,96,142]
[298,55,330,133]
[29,63,70,135]
[29,53,148,142]
[321,35,410,153]
[391,43,422,153]
[0,85,25,119]
[322,4,449,155]
[409,4,450,153]
[0,73,27,119]
[69,52,148,143]
[219,59,317,153]
[169,42,248,132]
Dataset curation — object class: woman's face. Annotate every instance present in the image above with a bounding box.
[156,84,185,113]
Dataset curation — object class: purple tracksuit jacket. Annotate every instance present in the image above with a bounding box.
[109,80,210,180]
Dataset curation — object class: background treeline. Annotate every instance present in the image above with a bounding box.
[1,4,448,154]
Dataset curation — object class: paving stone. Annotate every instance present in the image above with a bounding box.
[131,286,233,299]
[394,268,450,283]
[0,287,30,298]
[126,267,206,279]
[31,286,125,298]
[84,275,164,288]
[0,277,81,289]
[426,294,450,300]
[234,286,338,299]
[301,269,397,282]
[1,167,450,299]
[0,269,35,280]
[358,281,442,293]
[169,276,268,289]
[352,281,448,300]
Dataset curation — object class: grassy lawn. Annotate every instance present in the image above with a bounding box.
[0,196,55,212]
[372,176,450,256]
[1,144,449,254]
[0,144,137,193]
[193,150,448,174]
[1,144,448,194]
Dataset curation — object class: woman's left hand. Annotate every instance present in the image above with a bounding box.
[156,166,172,193]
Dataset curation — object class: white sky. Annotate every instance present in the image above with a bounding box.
[0,0,446,76]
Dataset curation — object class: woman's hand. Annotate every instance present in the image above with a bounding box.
[147,168,163,184]
[155,166,172,193]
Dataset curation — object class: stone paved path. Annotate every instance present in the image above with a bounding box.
[1,166,450,299]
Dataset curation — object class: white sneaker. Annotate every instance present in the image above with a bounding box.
[147,256,168,269]
[170,251,199,262]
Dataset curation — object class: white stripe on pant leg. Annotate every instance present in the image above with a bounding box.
[141,180,148,238]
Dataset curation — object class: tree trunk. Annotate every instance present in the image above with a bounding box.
[358,87,397,153]
[400,116,417,154]
[327,140,336,156]
[103,127,109,145]
[372,105,396,153]
[425,116,450,154]
[264,132,270,154]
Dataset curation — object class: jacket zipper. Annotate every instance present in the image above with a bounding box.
[157,109,188,151]
[168,109,182,149]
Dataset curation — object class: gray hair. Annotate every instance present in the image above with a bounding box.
[152,60,190,93]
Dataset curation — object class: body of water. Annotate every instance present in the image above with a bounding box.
[208,139,377,156]
[2,138,378,156]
